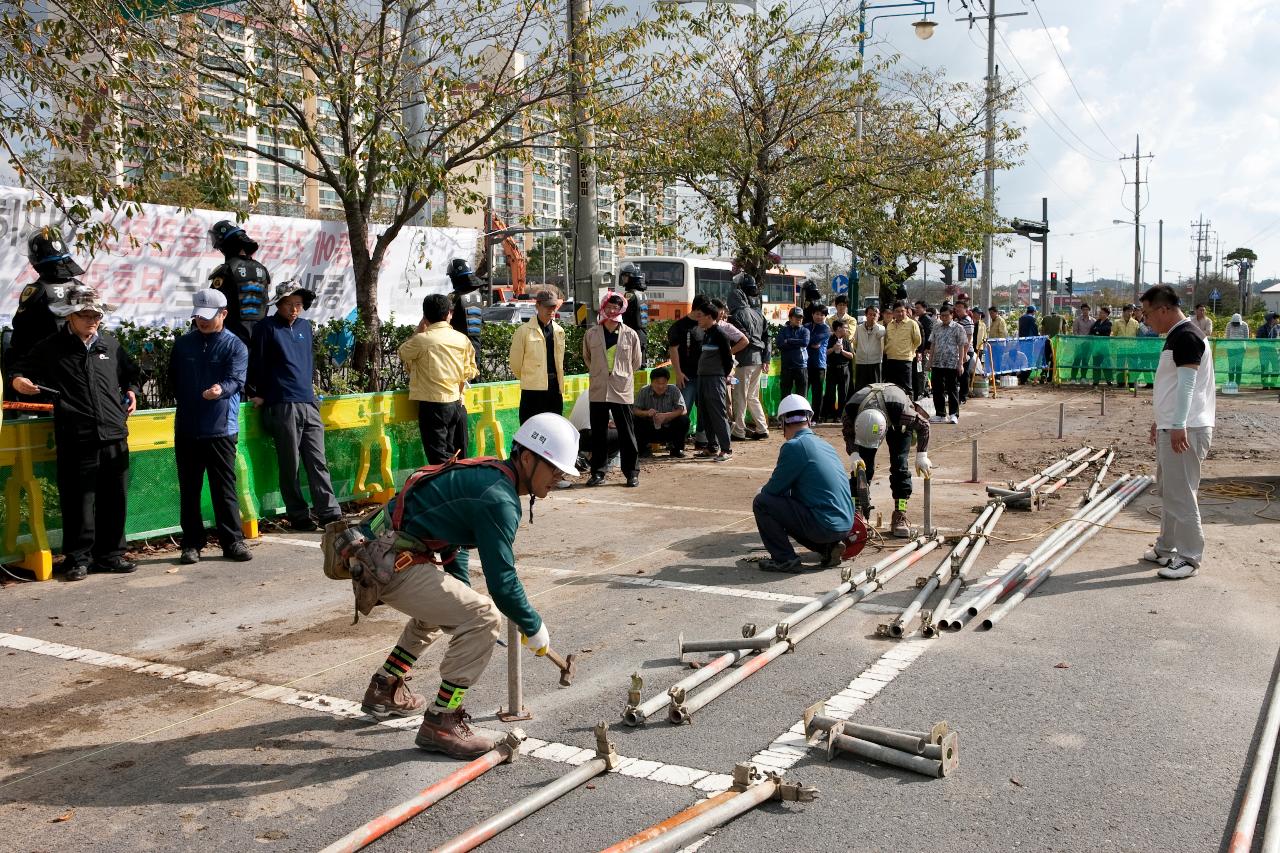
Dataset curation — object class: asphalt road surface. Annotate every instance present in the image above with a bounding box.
[2,386,1277,852]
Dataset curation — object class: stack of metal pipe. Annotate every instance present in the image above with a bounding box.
[623,535,943,727]
[985,446,1101,508]
[803,701,959,778]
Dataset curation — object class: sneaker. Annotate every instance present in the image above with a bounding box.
[694,448,717,459]
[929,415,947,424]
[223,541,253,562]
[946,415,959,424]
[731,432,748,442]
[94,555,138,574]
[415,707,496,760]
[669,447,686,459]
[289,516,318,532]
[64,562,89,582]
[1157,558,1199,580]
[555,479,574,489]
[759,557,804,574]
[747,431,770,441]
[179,549,201,565]
[713,452,733,463]
[626,473,640,487]
[361,672,426,720]
[1141,548,1172,567]
[585,472,606,487]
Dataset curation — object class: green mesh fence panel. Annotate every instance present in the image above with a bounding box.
[1,363,792,562]
[1051,336,1280,388]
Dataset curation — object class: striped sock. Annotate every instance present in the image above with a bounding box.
[435,680,467,711]
[382,646,417,679]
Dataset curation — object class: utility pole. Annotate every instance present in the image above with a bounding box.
[958,0,1026,311]
[1190,215,1211,292]
[1119,134,1153,304]
[402,4,429,227]
[1157,218,1163,285]
[568,0,600,325]
[1040,197,1049,315]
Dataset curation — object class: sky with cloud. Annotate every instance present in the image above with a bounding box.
[872,0,1279,287]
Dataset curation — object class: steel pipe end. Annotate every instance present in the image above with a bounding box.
[621,707,646,727]
[677,632,686,659]
[978,617,995,631]
[921,625,938,639]
[888,622,905,638]
[667,704,692,725]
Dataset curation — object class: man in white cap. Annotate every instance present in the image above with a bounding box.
[248,281,342,531]
[171,288,252,564]
[324,412,579,759]
[10,286,141,581]
[752,394,856,573]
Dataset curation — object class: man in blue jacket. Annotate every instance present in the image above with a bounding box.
[248,281,341,531]
[753,394,856,573]
[170,289,252,564]
[776,306,809,399]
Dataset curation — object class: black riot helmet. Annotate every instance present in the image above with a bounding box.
[618,262,647,292]
[208,219,259,256]
[802,278,822,305]
[733,272,759,297]
[447,258,481,294]
[27,230,85,279]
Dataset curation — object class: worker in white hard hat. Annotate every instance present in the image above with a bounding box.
[323,412,579,760]
[841,382,933,538]
[752,394,857,573]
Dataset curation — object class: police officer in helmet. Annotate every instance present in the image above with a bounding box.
[5,230,85,393]
[446,258,484,353]
[208,220,270,344]
[618,262,649,366]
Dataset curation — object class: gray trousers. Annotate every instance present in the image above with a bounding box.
[261,402,341,522]
[1154,426,1212,567]
[753,490,846,562]
[696,374,732,453]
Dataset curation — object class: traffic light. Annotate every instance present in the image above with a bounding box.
[1050,271,1058,292]
[1065,275,1074,296]
[941,262,953,286]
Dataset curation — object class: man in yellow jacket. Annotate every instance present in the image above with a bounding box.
[509,288,567,423]
[399,293,478,464]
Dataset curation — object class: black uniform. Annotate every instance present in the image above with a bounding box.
[841,383,931,509]
[12,329,141,568]
[209,257,270,344]
[4,278,73,402]
[622,289,649,367]
[451,292,483,352]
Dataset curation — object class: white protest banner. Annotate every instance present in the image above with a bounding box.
[0,186,478,327]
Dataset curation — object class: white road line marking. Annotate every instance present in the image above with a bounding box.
[743,553,1026,776]
[619,576,903,615]
[0,632,725,793]
[258,534,321,548]
[572,497,750,517]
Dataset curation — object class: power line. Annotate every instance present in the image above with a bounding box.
[1028,0,1124,156]
[993,27,1112,163]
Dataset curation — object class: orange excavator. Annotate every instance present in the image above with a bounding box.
[477,210,528,301]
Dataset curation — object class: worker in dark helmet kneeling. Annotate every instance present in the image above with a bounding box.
[752,394,856,573]
[841,382,933,538]
[323,413,580,759]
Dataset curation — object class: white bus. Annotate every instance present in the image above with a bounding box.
[628,256,806,323]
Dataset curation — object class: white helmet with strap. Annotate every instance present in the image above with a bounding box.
[513,413,580,476]
[777,393,814,425]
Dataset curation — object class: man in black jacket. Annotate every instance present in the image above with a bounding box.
[1089,306,1114,386]
[10,286,141,581]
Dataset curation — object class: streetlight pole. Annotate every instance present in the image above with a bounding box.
[849,1,936,310]
[569,0,600,325]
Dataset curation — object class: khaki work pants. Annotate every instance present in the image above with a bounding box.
[378,562,501,687]
[1154,427,1212,568]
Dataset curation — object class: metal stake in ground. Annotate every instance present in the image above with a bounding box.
[1058,402,1065,439]
[431,724,620,853]
[497,620,532,722]
[319,730,525,853]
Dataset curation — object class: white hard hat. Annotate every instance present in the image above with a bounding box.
[513,413,580,477]
[854,408,887,449]
[777,394,814,424]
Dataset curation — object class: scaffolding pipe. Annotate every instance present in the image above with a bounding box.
[498,619,530,721]
[623,780,781,853]
[981,477,1152,630]
[597,790,740,853]
[679,632,780,657]
[933,503,1005,631]
[805,710,927,754]
[891,504,997,638]
[969,438,979,483]
[963,476,1133,621]
[668,538,942,723]
[1039,459,1093,497]
[1013,446,1091,491]
[1084,449,1116,503]
[623,538,924,725]
[431,726,618,853]
[1226,656,1280,853]
[319,733,523,853]
[826,728,951,778]
[1057,402,1065,439]
[922,475,933,536]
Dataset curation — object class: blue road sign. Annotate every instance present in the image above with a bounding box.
[832,275,849,294]
[962,259,978,280]
[1210,288,1221,301]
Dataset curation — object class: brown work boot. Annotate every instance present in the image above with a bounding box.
[361,672,426,720]
[414,707,496,759]
[890,510,912,539]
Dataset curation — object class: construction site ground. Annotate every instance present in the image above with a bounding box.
[1,384,1278,853]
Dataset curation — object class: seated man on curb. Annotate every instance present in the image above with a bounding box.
[633,367,691,458]
[752,394,856,573]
